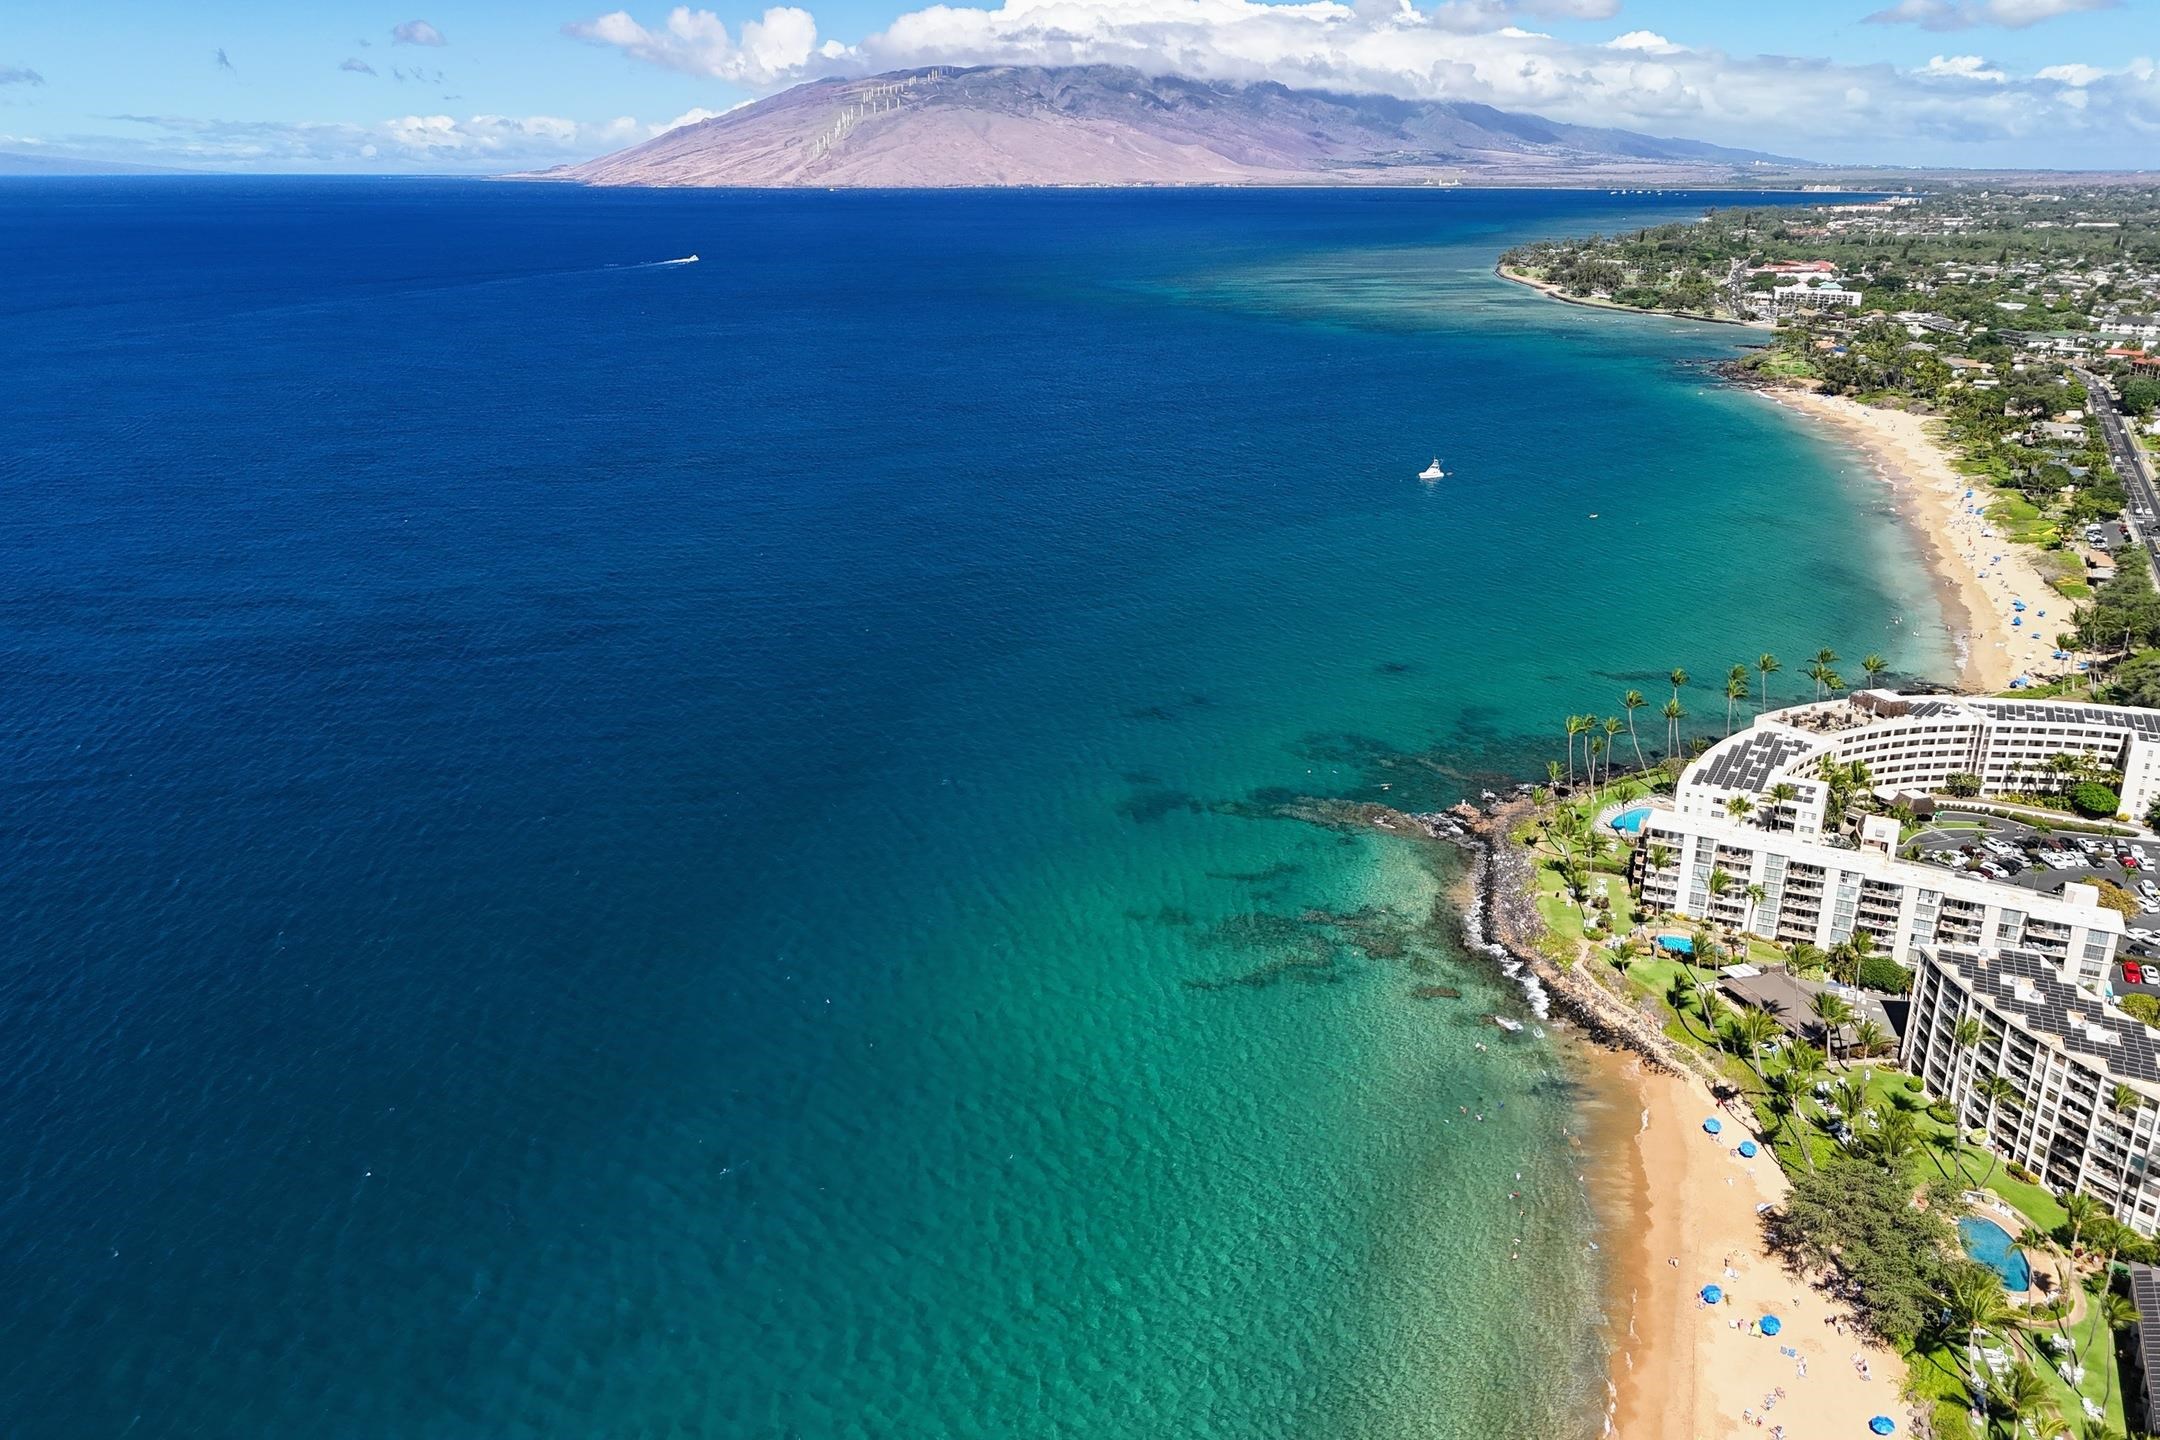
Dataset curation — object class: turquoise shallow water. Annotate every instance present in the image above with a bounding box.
[0,183,1948,1437]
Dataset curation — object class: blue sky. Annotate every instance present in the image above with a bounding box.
[1,0,2152,171]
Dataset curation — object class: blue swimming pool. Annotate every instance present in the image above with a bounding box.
[1656,935,1695,955]
[1610,806,1651,835]
[1958,1216,2032,1293]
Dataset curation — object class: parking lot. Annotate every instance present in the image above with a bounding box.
[1905,810,2160,998]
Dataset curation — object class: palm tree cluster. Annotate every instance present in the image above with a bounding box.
[1554,647,1888,791]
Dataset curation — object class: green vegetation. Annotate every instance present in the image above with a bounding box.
[2121,993,2160,1027]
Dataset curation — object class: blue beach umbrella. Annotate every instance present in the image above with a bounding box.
[1870,1417,1895,1436]
[1760,1315,1782,1336]
[1738,1140,1759,1158]
[1704,1117,1723,1135]
[1701,1284,1723,1304]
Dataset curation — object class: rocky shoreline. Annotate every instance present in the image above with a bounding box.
[1411,797,1716,1083]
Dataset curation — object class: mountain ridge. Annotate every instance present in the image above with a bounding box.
[541,65,1815,189]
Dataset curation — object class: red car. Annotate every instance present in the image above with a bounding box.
[2126,962,2146,987]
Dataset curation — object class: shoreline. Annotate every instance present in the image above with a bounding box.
[1444,799,1913,1439]
[1591,1054,1910,1440]
[1753,387,2066,693]
[1495,264,1769,330]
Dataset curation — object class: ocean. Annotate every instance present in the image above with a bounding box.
[0,181,1949,1438]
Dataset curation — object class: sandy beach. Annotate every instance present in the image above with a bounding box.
[1759,389,2067,693]
[1595,1055,1909,1440]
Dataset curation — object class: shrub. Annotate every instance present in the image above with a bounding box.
[2068,780,2122,818]
[1859,953,1915,995]
[1905,1074,1926,1093]
[1927,1101,1957,1125]
[2123,993,2160,1028]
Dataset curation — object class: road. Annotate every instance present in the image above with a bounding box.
[2077,365,2160,565]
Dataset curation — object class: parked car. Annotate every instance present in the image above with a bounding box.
[2126,962,2147,986]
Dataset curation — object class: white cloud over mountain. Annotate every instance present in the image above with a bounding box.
[564,0,2158,164]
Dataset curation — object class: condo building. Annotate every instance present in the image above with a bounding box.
[1905,944,2160,1236]
[1634,692,2143,985]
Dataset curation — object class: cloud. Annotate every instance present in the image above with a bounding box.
[2035,61,2105,84]
[650,103,753,133]
[392,20,448,46]
[0,65,45,86]
[214,48,235,74]
[1865,0,2116,30]
[1918,52,2008,80]
[1606,30,1684,53]
[565,7,823,84]
[341,57,378,75]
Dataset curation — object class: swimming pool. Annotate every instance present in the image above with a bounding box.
[1609,806,1651,835]
[1655,935,1695,956]
[1958,1216,2032,1293]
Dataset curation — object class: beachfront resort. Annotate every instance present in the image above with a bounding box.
[1512,683,2160,1438]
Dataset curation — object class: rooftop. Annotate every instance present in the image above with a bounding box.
[1929,945,2160,1093]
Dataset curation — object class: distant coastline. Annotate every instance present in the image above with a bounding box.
[1495,263,1765,329]
[1500,262,2048,693]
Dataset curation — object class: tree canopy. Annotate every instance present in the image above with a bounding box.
[1767,1157,1966,1342]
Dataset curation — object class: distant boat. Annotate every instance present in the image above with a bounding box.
[658,254,700,266]
[1418,457,1447,481]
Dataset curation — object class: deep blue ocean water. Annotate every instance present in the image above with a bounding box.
[0,181,1949,1438]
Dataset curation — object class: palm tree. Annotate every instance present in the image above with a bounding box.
[1765,1064,1816,1169]
[1807,659,1829,702]
[1668,667,1688,708]
[2064,1191,2102,1255]
[1790,940,1827,978]
[1952,1015,1984,1107]
[1603,715,1625,783]
[1756,652,1781,713]
[1810,991,1854,1054]
[1870,1106,1919,1169]
[1850,1017,1890,1060]
[2095,1289,2141,1417]
[1588,732,1608,790]
[1662,696,1685,761]
[1563,713,1588,789]
[1861,652,1888,689]
[1546,759,1564,788]
[1974,1073,2022,1162]
[1621,690,1647,771]
[2112,1082,2140,1121]
[1764,780,1799,831]
[1744,882,1766,933]
[1731,1006,1783,1076]
[1666,974,1714,1044]
[1991,1362,2057,1440]
[1724,794,1754,823]
[1725,664,1749,735]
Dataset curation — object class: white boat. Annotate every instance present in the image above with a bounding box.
[1417,457,1447,481]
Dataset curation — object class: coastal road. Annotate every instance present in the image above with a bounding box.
[2077,366,2160,565]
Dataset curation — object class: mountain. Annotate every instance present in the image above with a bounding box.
[0,150,187,177]
[546,65,1811,189]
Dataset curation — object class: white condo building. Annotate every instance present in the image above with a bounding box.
[1633,691,2154,985]
[1905,944,2160,1235]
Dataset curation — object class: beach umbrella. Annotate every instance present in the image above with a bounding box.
[1701,1285,1723,1305]
[1869,1417,1895,1435]
[1738,1140,1759,1158]
[1703,1117,1723,1135]
[1760,1315,1782,1336]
